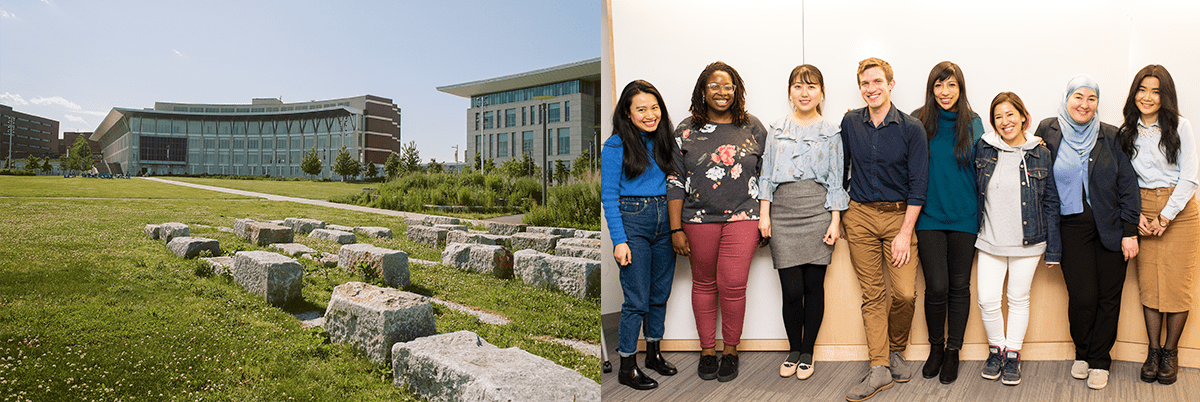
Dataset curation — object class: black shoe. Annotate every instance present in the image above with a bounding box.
[698,354,719,380]
[1141,347,1161,383]
[717,353,739,382]
[939,348,959,384]
[645,341,677,376]
[1159,349,1178,385]
[618,355,658,390]
[922,344,944,379]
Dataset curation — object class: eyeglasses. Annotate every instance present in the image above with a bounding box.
[706,83,736,93]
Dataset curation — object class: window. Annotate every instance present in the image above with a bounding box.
[139,137,188,162]
[205,108,220,113]
[248,139,258,149]
[172,120,185,133]
[188,120,201,134]
[565,101,570,122]
[234,121,245,134]
[204,138,216,149]
[262,138,273,149]
[476,135,483,160]
[505,109,516,128]
[548,103,561,123]
[236,108,250,113]
[521,107,527,126]
[219,139,230,149]
[475,113,480,131]
[218,121,231,134]
[557,127,570,155]
[190,107,203,113]
[220,108,234,113]
[234,139,244,149]
[498,133,508,157]
[522,131,534,155]
[483,111,494,130]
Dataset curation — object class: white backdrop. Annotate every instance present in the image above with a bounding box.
[601,0,1200,345]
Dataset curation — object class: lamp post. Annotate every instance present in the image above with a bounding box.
[533,95,556,207]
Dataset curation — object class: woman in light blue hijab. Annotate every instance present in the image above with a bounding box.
[1035,74,1141,391]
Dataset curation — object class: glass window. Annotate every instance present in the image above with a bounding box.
[262,122,274,135]
[318,136,327,149]
[219,139,230,149]
[130,117,141,132]
[483,111,494,130]
[205,108,219,113]
[204,138,216,149]
[557,127,570,155]
[235,153,245,164]
[498,133,509,158]
[236,108,249,113]
[234,139,244,149]
[220,153,230,165]
[220,108,234,113]
[291,137,302,150]
[289,121,301,135]
[474,113,480,131]
[248,121,259,134]
[262,138,273,150]
[188,120,201,134]
[218,121,231,134]
[476,135,482,159]
[304,137,314,149]
[190,107,203,113]
[548,103,561,123]
[505,109,516,128]
[172,119,185,133]
[248,139,258,149]
[521,107,527,126]
[565,101,570,122]
[303,119,315,134]
[251,108,264,113]
[234,121,245,134]
[138,136,187,162]
[249,153,259,165]
[316,118,328,133]
[522,131,534,155]
[203,121,216,134]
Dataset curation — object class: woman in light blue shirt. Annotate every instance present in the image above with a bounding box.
[757,64,848,381]
[1116,65,1199,386]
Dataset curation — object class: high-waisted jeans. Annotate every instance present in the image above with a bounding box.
[617,195,676,356]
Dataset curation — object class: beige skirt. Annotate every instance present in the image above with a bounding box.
[1137,187,1199,312]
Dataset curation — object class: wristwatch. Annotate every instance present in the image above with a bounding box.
[1158,215,1170,228]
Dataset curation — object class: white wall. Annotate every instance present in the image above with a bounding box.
[602,0,1200,344]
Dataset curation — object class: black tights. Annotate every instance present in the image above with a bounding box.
[1144,307,1190,350]
[779,264,827,354]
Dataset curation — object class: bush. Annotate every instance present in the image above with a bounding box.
[523,180,600,230]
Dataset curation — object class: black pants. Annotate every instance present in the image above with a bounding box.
[779,264,827,354]
[1060,203,1127,370]
[916,230,977,349]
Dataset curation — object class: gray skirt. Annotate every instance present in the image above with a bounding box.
[768,180,833,268]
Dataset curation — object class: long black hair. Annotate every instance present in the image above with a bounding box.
[689,61,749,129]
[913,61,975,167]
[1118,64,1181,164]
[611,80,677,179]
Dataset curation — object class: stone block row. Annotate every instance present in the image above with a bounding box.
[486,222,526,236]
[440,243,513,278]
[284,217,326,234]
[446,231,511,248]
[325,282,435,365]
[513,250,599,299]
[509,232,561,254]
[145,222,190,242]
[407,225,448,247]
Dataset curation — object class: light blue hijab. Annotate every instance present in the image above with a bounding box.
[1054,75,1100,215]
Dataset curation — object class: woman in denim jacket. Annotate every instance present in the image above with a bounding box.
[973,92,1060,386]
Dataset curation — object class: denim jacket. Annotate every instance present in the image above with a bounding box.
[974,133,1062,262]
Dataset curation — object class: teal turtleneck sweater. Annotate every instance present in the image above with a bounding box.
[915,108,984,233]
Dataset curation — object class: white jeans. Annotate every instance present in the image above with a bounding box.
[976,250,1041,351]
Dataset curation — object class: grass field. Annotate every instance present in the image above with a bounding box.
[0,176,599,401]
[0,176,252,199]
[164,177,370,200]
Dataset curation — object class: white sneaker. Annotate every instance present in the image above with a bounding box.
[1087,368,1109,390]
[1071,360,1088,380]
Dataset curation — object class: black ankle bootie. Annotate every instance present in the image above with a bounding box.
[923,344,944,379]
[1159,349,1178,385]
[1141,347,1161,383]
[939,348,960,384]
[618,355,658,390]
[644,341,677,376]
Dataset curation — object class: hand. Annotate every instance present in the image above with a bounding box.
[1138,214,1152,236]
[1151,215,1169,236]
[890,233,912,267]
[823,220,841,245]
[1121,236,1139,261]
[613,243,632,266]
[758,216,772,239]
[672,231,691,256]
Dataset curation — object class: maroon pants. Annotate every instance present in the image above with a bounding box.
[684,220,760,349]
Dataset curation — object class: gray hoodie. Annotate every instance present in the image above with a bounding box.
[976,131,1047,257]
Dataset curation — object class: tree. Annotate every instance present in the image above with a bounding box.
[40,158,52,174]
[473,151,482,172]
[333,146,361,181]
[23,155,40,173]
[400,141,422,174]
[66,136,94,174]
[427,158,445,174]
[3,157,10,169]
[483,157,495,174]
[300,147,322,179]
[384,152,401,179]
[365,162,379,179]
[554,160,569,185]
[572,148,596,180]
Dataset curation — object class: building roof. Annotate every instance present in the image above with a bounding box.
[436,58,600,98]
[89,106,361,143]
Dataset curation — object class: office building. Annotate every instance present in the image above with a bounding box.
[1,104,59,161]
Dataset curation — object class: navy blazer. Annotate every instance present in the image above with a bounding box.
[1035,118,1140,252]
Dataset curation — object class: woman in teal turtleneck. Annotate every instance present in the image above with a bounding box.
[910,61,984,384]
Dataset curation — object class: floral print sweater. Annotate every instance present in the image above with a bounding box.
[667,115,767,223]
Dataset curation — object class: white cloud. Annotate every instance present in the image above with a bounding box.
[0,92,29,105]
[63,114,88,124]
[31,96,81,110]
[39,0,51,4]
[77,110,108,117]
[173,49,184,57]
[0,8,15,18]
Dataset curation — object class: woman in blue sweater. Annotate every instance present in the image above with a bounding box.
[601,80,680,390]
[911,61,983,384]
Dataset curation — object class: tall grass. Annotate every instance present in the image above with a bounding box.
[522,181,600,231]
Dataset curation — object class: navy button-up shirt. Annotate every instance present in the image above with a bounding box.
[840,103,929,205]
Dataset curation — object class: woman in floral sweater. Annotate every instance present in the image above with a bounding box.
[667,61,767,383]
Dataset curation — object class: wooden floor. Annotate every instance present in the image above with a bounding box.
[601,320,1200,401]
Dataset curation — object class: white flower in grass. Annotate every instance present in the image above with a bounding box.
[705,166,725,182]
[700,124,717,133]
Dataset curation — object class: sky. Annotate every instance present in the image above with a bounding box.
[0,0,600,163]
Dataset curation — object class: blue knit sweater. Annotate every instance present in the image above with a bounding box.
[601,133,668,245]
[915,108,983,233]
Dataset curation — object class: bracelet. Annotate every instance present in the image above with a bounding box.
[669,228,684,234]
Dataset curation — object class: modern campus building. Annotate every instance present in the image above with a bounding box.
[437,58,600,171]
[1,104,59,161]
[90,95,401,177]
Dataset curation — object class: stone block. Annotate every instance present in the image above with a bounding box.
[407,225,449,247]
[555,246,601,260]
[156,222,190,243]
[527,226,576,238]
[486,222,527,236]
[271,243,317,257]
[338,243,410,288]
[446,231,509,247]
[513,250,600,299]
[267,220,286,226]
[201,256,234,276]
[327,224,356,232]
[556,238,600,249]
[509,232,562,254]
[423,216,461,226]
[354,226,393,239]
[144,224,160,240]
[325,282,435,365]
[284,217,326,234]
[433,224,468,232]
[404,217,426,227]
[231,251,303,306]
[574,230,601,239]
[233,218,256,238]
[166,236,219,259]
[243,222,294,246]
[391,331,599,402]
[441,243,513,278]
[309,228,357,244]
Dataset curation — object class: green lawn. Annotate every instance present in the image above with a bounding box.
[0,177,599,401]
[165,177,370,200]
[0,176,251,199]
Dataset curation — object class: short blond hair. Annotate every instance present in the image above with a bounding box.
[857,57,893,83]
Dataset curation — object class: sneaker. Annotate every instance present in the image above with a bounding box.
[846,365,894,402]
[797,353,815,380]
[981,345,1004,380]
[889,351,912,383]
[717,353,739,382]
[698,354,718,380]
[780,351,800,378]
[1071,360,1089,380]
[1087,368,1109,390]
[1001,350,1021,386]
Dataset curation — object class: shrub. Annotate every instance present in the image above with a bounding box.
[523,180,600,230]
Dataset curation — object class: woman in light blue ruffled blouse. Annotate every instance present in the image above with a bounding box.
[757,64,848,381]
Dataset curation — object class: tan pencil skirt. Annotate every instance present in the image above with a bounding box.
[1137,187,1200,312]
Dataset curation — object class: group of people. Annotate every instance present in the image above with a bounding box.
[601,58,1197,401]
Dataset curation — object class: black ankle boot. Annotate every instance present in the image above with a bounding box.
[644,341,677,376]
[619,355,658,390]
[1159,349,1178,385]
[939,348,960,384]
[923,344,944,379]
[1141,347,1161,383]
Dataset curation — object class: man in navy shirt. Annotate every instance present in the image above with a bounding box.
[841,58,929,402]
